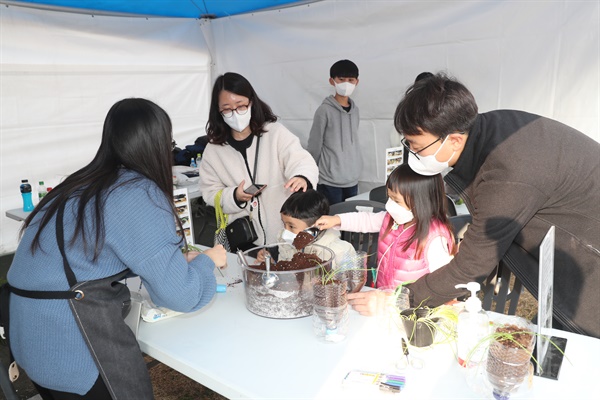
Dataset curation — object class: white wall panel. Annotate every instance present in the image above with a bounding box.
[206,0,599,191]
[0,6,211,253]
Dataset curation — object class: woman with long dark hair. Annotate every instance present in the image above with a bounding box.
[199,72,318,248]
[3,98,226,399]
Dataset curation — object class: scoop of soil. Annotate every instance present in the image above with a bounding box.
[293,231,314,250]
[253,252,323,271]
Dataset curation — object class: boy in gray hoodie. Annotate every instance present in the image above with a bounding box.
[307,59,361,205]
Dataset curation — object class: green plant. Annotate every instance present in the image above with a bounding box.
[317,252,370,286]
[464,321,569,372]
[397,303,459,346]
[181,244,203,253]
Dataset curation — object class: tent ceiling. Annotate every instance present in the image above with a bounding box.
[5,0,314,18]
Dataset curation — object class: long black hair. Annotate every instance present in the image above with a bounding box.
[205,72,277,144]
[22,98,184,259]
[384,164,456,258]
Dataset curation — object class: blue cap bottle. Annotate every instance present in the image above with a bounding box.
[20,179,35,212]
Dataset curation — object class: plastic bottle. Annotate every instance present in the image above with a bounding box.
[38,181,47,200]
[455,282,489,367]
[196,153,202,164]
[20,179,35,212]
[190,158,197,168]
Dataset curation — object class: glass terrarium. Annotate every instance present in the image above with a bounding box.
[239,243,334,319]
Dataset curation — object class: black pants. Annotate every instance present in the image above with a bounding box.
[32,375,112,400]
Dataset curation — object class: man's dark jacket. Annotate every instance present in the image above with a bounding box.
[409,110,600,338]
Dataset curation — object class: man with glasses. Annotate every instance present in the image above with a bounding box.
[395,73,600,338]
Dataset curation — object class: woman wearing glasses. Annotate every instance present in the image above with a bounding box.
[199,72,318,248]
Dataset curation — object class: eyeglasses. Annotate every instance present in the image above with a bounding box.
[401,136,442,160]
[220,104,250,118]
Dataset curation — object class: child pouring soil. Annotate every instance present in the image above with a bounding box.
[315,164,457,315]
[257,189,356,268]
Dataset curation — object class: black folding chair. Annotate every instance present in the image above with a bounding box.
[368,185,387,203]
[448,215,522,315]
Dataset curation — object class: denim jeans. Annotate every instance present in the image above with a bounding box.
[317,184,358,205]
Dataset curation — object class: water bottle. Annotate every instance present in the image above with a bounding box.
[190,158,197,168]
[38,181,47,200]
[20,179,35,212]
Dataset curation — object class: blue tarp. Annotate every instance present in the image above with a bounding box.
[8,0,311,18]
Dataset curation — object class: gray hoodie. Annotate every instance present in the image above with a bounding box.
[307,95,361,187]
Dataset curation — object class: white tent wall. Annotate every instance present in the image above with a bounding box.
[207,0,599,190]
[0,5,211,254]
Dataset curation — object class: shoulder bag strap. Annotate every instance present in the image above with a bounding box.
[214,189,228,230]
[252,135,260,184]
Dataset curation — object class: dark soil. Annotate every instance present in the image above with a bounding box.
[494,324,534,348]
[293,231,314,250]
[253,252,323,271]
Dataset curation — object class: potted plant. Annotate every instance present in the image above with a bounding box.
[397,303,458,347]
[485,322,536,400]
[312,262,351,342]
[462,316,568,400]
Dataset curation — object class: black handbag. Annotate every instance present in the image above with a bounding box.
[226,216,258,252]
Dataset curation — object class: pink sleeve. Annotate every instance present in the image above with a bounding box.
[337,211,387,233]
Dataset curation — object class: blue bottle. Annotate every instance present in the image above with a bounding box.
[20,179,35,212]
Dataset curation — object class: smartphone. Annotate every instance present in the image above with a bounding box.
[243,184,267,196]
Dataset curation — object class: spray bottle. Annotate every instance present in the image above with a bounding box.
[455,282,489,367]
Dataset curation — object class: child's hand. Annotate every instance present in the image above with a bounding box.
[314,215,341,230]
[255,249,269,263]
[347,291,382,316]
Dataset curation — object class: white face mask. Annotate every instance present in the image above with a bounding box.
[334,81,356,97]
[281,229,297,244]
[385,199,414,225]
[222,105,252,133]
[407,136,455,176]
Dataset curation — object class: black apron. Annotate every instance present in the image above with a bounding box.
[0,202,154,399]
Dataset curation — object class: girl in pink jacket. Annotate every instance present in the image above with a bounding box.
[316,164,456,290]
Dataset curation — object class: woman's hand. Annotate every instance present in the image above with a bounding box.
[314,215,341,230]
[203,245,228,269]
[235,180,253,203]
[284,176,308,193]
[184,251,201,262]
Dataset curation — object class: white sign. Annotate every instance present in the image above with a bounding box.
[536,226,555,374]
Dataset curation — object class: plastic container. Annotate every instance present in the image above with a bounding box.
[239,243,334,319]
[400,307,437,347]
[190,158,197,168]
[455,282,490,367]
[486,316,535,400]
[20,179,35,212]
[38,181,47,200]
[335,250,367,293]
[313,303,348,343]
